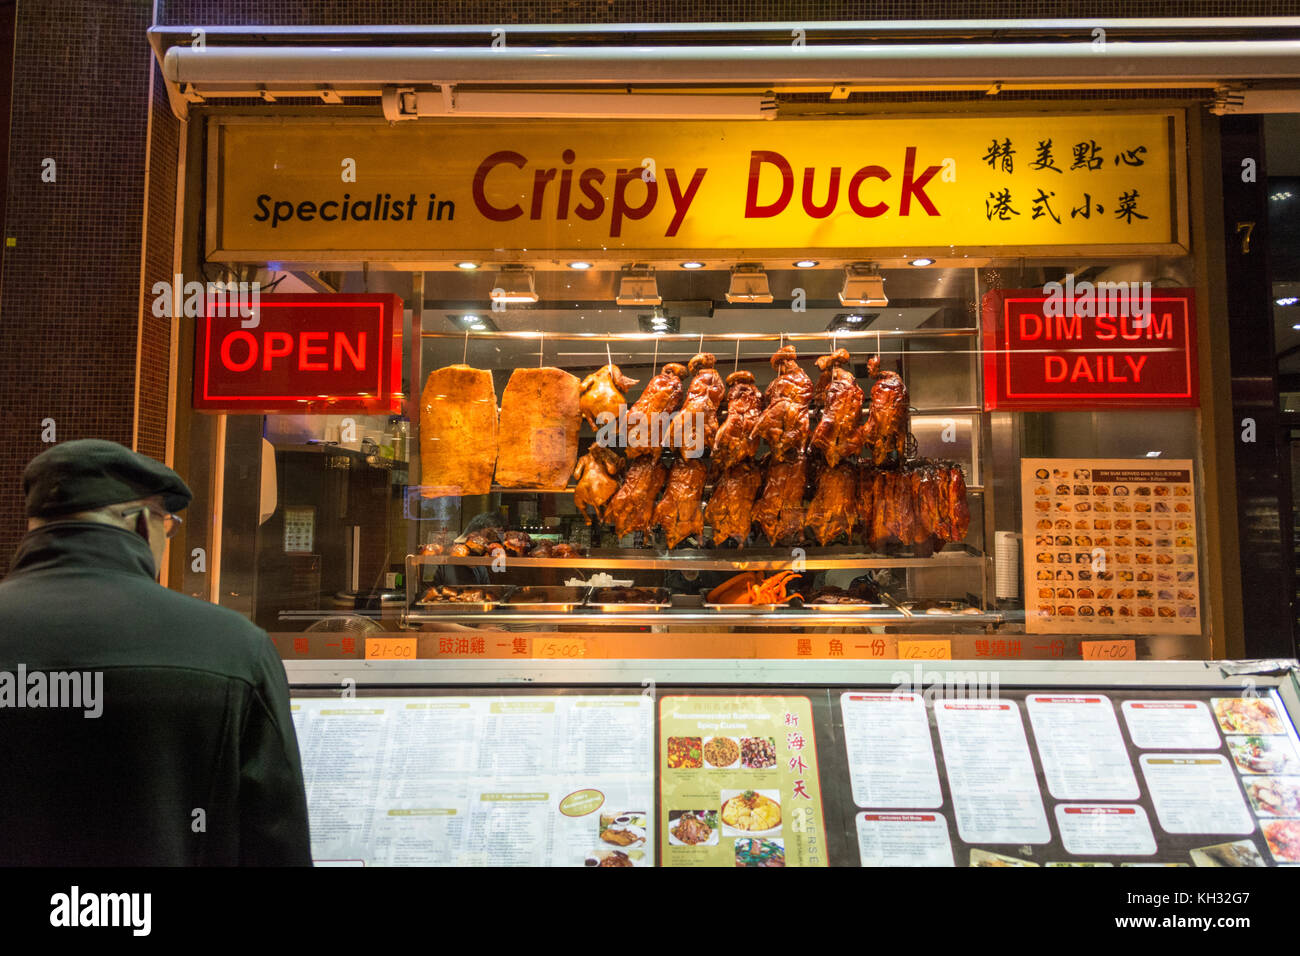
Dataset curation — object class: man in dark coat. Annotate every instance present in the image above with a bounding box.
[0,440,311,865]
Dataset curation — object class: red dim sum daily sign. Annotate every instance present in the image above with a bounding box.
[982,287,1198,410]
[194,293,403,413]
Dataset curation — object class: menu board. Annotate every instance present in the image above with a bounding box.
[659,696,827,867]
[1020,458,1200,634]
[1212,696,1300,864]
[292,695,653,867]
[934,699,1052,845]
[837,687,1300,867]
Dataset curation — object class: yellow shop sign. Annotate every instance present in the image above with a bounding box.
[209,112,1184,259]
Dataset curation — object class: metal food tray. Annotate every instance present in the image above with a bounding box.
[799,600,893,611]
[587,587,672,612]
[414,584,516,612]
[703,601,793,613]
[502,586,589,612]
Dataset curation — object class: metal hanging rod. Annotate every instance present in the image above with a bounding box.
[421,328,978,342]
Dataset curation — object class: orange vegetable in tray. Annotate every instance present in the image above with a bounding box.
[706,570,803,606]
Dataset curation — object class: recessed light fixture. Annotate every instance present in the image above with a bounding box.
[616,265,661,306]
[793,259,819,268]
[455,261,479,270]
[1277,296,1299,306]
[461,315,480,325]
[638,306,679,334]
[488,265,539,304]
[680,261,706,270]
[909,257,935,267]
[567,261,593,270]
[1146,451,1163,458]
[469,323,486,331]
[725,263,774,304]
[839,263,888,307]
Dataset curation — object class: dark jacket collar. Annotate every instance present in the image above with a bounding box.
[6,521,158,581]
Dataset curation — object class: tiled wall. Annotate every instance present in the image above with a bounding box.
[0,0,154,572]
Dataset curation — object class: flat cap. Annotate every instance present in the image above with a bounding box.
[24,439,193,518]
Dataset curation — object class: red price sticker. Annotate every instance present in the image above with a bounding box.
[365,637,418,660]
[1081,639,1136,661]
[534,638,587,659]
[899,640,952,660]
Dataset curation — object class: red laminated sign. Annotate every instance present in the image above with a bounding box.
[982,286,1198,410]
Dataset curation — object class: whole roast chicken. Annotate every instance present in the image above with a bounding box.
[805,462,858,546]
[669,353,725,457]
[705,460,763,548]
[711,370,763,469]
[749,345,813,462]
[572,445,627,525]
[604,456,669,539]
[752,452,808,546]
[860,355,910,467]
[626,363,687,459]
[808,348,865,467]
[579,362,639,430]
[652,457,708,548]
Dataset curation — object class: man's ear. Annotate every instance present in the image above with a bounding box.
[133,509,152,542]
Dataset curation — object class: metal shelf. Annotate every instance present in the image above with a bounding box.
[401,609,1006,627]
[422,328,978,343]
[409,546,988,572]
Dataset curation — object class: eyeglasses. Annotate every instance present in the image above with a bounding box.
[120,506,184,539]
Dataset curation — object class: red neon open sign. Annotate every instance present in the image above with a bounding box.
[194,293,402,413]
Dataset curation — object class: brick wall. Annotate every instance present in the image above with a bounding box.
[0,0,154,572]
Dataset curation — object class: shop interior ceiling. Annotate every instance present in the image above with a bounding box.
[147,20,1300,121]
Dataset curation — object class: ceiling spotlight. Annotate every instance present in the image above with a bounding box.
[488,265,538,304]
[680,260,706,270]
[455,261,479,270]
[909,257,935,267]
[793,259,819,268]
[839,263,888,307]
[616,265,661,306]
[461,314,480,325]
[567,261,593,270]
[725,263,774,304]
[1277,296,1299,306]
[1145,451,1163,458]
